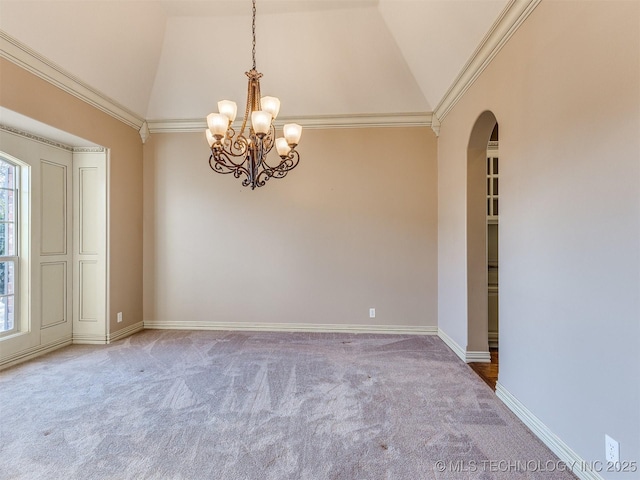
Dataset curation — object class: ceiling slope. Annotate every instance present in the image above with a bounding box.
[0,0,167,118]
[378,0,506,110]
[146,4,429,120]
[0,0,544,134]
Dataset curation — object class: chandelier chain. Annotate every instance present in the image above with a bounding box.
[252,0,257,70]
[206,0,302,189]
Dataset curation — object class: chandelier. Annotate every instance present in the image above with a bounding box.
[205,0,302,190]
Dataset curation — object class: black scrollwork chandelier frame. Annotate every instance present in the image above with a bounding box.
[206,0,302,190]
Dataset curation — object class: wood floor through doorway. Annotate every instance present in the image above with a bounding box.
[469,348,499,390]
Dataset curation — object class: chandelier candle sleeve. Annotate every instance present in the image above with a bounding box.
[207,113,229,139]
[205,0,302,189]
[206,129,216,148]
[276,138,291,157]
[251,111,272,136]
[260,96,280,119]
[218,100,238,123]
[283,123,302,146]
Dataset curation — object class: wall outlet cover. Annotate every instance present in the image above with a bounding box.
[605,434,619,464]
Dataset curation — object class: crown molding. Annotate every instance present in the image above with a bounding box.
[147,112,432,134]
[2,0,539,140]
[0,123,74,151]
[0,30,145,130]
[0,124,106,153]
[72,146,107,153]
[282,113,432,130]
[0,30,431,135]
[432,0,541,132]
[139,121,150,144]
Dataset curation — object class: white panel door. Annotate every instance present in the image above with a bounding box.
[37,152,73,346]
[72,151,107,343]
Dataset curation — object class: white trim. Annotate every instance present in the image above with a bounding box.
[437,328,466,362]
[438,328,491,363]
[0,336,72,370]
[0,31,144,130]
[488,330,499,348]
[73,147,106,154]
[0,124,74,152]
[2,27,429,134]
[279,113,432,130]
[139,122,150,144]
[496,382,603,480]
[104,149,111,345]
[466,351,491,363]
[108,321,144,343]
[144,321,437,335]
[147,112,433,134]
[72,333,108,345]
[146,119,204,134]
[432,0,541,131]
[1,1,540,137]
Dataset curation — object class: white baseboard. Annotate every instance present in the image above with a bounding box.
[437,328,466,361]
[466,350,491,363]
[72,333,108,345]
[0,336,72,370]
[108,321,144,343]
[437,328,492,363]
[496,382,603,480]
[143,320,437,336]
[488,330,499,348]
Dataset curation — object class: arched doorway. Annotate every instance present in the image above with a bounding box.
[466,111,499,389]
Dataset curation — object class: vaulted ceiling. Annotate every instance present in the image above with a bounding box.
[1,0,513,129]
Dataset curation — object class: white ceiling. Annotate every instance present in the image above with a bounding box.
[0,0,508,122]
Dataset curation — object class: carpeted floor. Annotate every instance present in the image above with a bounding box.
[0,330,577,479]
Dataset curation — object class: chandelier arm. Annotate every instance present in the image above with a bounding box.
[228,134,249,158]
[209,151,251,182]
[256,149,300,185]
[213,140,248,163]
[260,124,276,156]
[275,150,300,176]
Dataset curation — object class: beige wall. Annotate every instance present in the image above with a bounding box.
[438,0,639,472]
[5,1,639,471]
[144,127,438,331]
[0,58,143,335]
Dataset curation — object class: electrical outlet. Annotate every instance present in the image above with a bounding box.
[369,308,376,318]
[605,434,619,464]
[117,312,123,323]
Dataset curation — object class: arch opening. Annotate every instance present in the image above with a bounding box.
[466,111,499,386]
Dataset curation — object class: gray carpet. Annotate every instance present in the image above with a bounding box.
[0,330,577,479]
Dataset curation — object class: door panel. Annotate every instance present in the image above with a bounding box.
[37,153,73,346]
[72,151,107,343]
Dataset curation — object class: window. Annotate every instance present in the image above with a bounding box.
[0,158,18,336]
[487,148,499,219]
